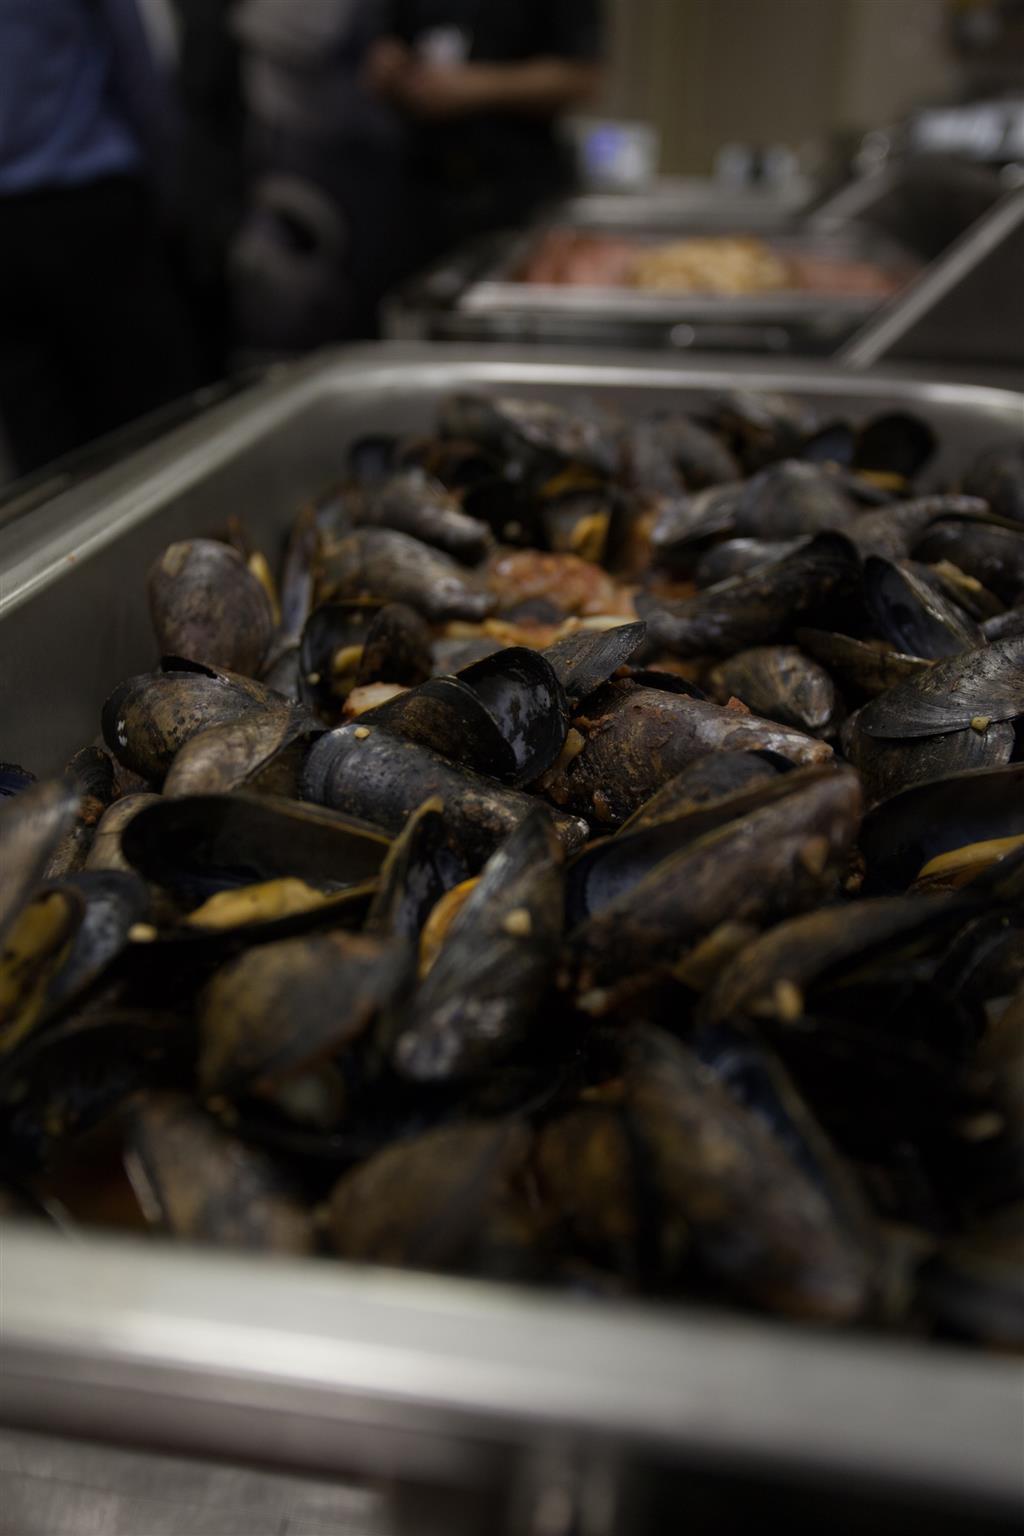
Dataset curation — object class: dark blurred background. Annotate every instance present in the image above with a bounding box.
[1,0,1023,483]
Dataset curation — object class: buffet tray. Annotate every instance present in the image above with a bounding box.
[384,163,1008,360]
[2,347,1023,1527]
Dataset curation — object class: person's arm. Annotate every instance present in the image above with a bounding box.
[381,54,601,119]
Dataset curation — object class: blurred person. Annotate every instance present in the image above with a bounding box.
[369,0,604,262]
[228,0,406,352]
[0,0,201,478]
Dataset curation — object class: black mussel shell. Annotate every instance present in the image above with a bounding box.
[566,751,799,927]
[366,798,468,941]
[640,532,861,659]
[983,607,1024,643]
[125,1095,314,1253]
[857,636,1024,739]
[162,706,318,799]
[121,792,390,901]
[708,646,839,735]
[320,526,493,624]
[461,475,544,548]
[393,811,564,1082]
[102,660,285,783]
[694,538,806,589]
[800,420,856,468]
[853,412,937,483]
[702,390,815,472]
[0,778,81,942]
[361,470,493,565]
[848,495,990,562]
[860,765,1024,893]
[365,647,569,788]
[357,603,433,689]
[0,1013,183,1175]
[962,444,1024,524]
[913,519,1024,608]
[629,413,740,496]
[438,393,621,480]
[844,710,1015,805]
[84,793,162,874]
[302,722,587,866]
[703,896,977,1024]
[732,460,857,540]
[147,539,274,677]
[300,600,381,714]
[39,869,150,1024]
[650,484,743,566]
[864,556,982,659]
[543,622,647,706]
[198,929,411,1101]
[797,629,932,698]
[623,1025,871,1321]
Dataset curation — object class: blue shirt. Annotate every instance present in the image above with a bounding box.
[0,0,143,195]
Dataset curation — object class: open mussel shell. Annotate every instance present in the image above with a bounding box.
[640,531,860,659]
[147,539,274,677]
[391,811,564,1083]
[327,1117,532,1271]
[162,705,318,798]
[856,636,1024,740]
[36,869,150,1025]
[542,486,629,567]
[0,778,81,942]
[365,647,569,788]
[542,622,647,707]
[797,629,932,698]
[102,659,285,783]
[320,527,494,624]
[569,765,862,997]
[863,556,982,659]
[120,792,390,903]
[0,1012,183,1175]
[708,646,840,735]
[125,1095,314,1253]
[962,443,1024,524]
[361,470,493,565]
[299,600,381,714]
[860,765,1024,894]
[566,750,791,927]
[703,896,976,1025]
[545,678,832,829]
[366,799,468,941]
[198,929,411,1103]
[623,1026,872,1321]
[303,719,587,868]
[912,518,1024,607]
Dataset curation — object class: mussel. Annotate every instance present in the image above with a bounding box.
[147,539,274,676]
[708,646,839,735]
[359,471,493,564]
[320,527,493,623]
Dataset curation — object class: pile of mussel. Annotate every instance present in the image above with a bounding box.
[2,388,1022,1348]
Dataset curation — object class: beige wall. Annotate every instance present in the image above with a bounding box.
[602,0,956,174]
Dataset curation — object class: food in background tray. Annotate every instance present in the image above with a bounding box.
[2,393,1023,1349]
[518,228,908,297]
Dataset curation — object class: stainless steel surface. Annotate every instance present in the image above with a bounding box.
[840,187,1024,372]
[535,178,812,232]
[3,1226,1022,1514]
[1,346,1023,1518]
[0,1429,390,1536]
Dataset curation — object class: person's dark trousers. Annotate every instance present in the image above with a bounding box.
[0,175,202,478]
